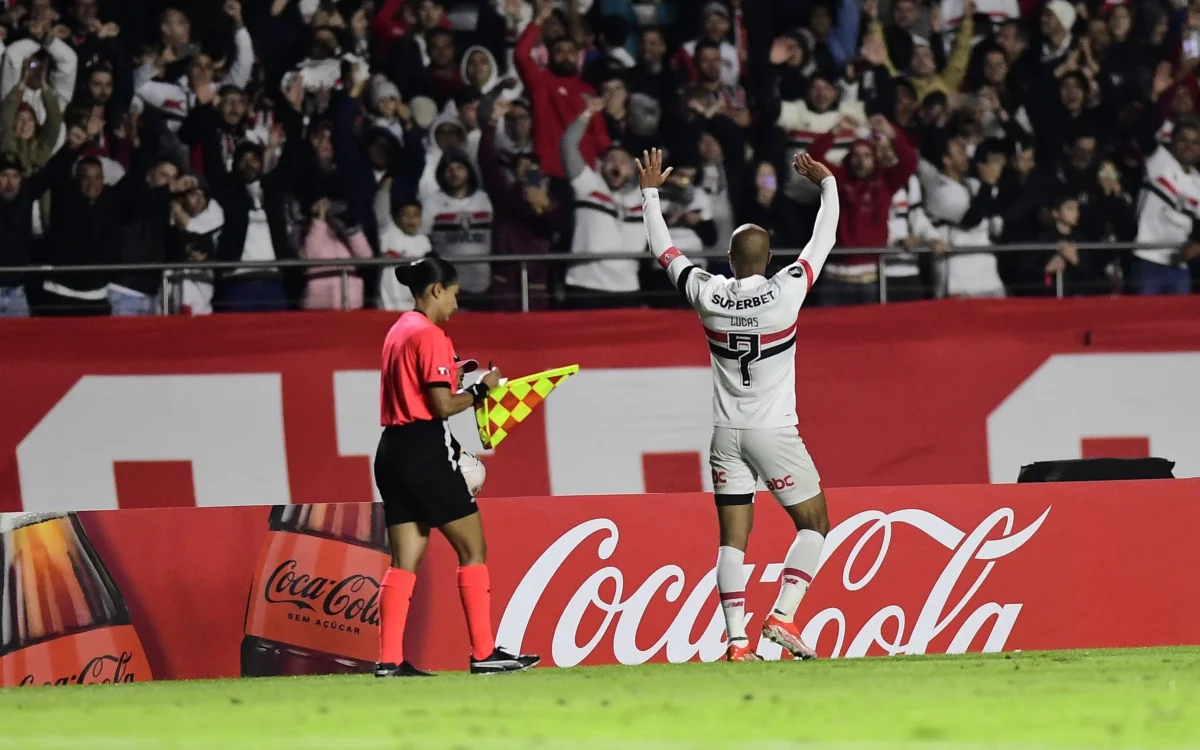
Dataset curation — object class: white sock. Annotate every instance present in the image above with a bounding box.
[772,530,825,622]
[716,546,748,642]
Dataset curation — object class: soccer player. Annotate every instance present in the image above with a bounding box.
[374,256,540,677]
[636,148,840,662]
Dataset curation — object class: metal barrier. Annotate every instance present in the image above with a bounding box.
[0,241,1172,314]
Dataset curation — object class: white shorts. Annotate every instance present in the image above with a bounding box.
[709,426,822,507]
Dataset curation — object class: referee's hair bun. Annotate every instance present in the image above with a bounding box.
[394,256,458,296]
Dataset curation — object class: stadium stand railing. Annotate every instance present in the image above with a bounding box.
[0,241,1170,313]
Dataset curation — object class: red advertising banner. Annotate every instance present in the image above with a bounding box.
[2,297,1199,514]
[3,479,1199,686]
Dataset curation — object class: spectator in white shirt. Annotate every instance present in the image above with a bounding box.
[1132,119,1200,295]
[918,135,1007,298]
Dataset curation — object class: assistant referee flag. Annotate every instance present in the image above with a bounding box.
[475,365,580,449]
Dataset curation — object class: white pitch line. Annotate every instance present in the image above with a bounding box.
[1,740,1198,750]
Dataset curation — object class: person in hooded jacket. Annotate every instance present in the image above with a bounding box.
[420,148,493,303]
[461,44,522,103]
[418,110,472,198]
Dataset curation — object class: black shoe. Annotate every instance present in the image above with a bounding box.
[469,647,540,674]
[374,661,435,677]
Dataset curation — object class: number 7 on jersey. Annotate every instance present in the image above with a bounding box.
[727,332,762,387]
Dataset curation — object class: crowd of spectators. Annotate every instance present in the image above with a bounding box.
[0,0,1198,316]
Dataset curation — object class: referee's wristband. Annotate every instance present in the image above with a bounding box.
[468,382,490,404]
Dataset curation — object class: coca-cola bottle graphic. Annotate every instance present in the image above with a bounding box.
[0,512,153,687]
[241,503,390,676]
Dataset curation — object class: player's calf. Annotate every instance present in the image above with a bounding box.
[761,491,828,659]
[713,501,754,654]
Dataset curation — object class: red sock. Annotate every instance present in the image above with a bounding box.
[379,567,416,665]
[457,564,496,660]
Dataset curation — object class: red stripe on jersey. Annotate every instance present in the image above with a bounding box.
[782,567,813,584]
[798,259,814,293]
[658,246,682,269]
[1157,176,1179,196]
[589,190,615,205]
[704,326,728,344]
[761,322,797,344]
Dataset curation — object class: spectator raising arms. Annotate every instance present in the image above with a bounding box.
[808,114,918,306]
[560,96,641,308]
[1,0,1200,317]
[515,0,610,179]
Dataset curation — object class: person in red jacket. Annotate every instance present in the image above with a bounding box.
[514,3,611,179]
[807,114,917,306]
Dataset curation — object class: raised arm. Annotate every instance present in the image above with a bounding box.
[791,153,840,284]
[561,97,603,181]
[514,8,550,86]
[637,148,703,304]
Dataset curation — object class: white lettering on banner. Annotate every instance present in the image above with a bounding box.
[803,506,1046,657]
[497,519,728,666]
[543,369,713,495]
[986,353,1200,483]
[497,507,1048,664]
[16,375,290,512]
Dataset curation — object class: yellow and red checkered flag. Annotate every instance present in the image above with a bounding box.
[475,365,579,449]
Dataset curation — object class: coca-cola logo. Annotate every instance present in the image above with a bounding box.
[263,559,380,627]
[497,507,1050,666]
[19,651,138,686]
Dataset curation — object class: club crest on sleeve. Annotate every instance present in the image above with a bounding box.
[787,266,805,279]
[437,366,450,375]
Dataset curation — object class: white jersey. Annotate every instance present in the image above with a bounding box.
[1135,146,1200,267]
[641,177,841,430]
[421,190,493,294]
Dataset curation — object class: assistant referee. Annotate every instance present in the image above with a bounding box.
[373,257,540,677]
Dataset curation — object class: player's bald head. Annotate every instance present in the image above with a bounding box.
[729,224,771,276]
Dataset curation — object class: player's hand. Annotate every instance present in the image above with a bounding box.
[636,148,673,190]
[793,152,832,184]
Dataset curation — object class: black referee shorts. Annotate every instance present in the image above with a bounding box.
[374,421,477,528]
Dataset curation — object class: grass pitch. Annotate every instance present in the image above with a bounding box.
[3,648,1199,750]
